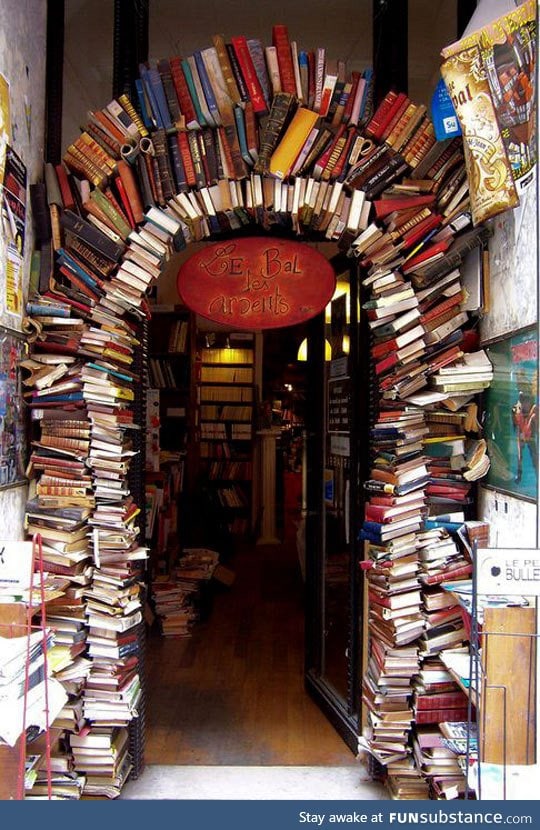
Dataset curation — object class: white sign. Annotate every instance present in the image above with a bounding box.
[330,434,350,457]
[0,540,34,597]
[477,548,540,596]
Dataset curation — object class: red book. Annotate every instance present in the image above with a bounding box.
[272,25,297,96]
[415,690,469,710]
[231,36,268,114]
[176,131,197,188]
[380,93,410,141]
[415,707,469,725]
[365,504,423,523]
[427,345,464,373]
[55,164,75,210]
[420,291,464,326]
[44,290,92,316]
[307,51,316,108]
[402,238,451,272]
[375,352,399,376]
[314,124,346,178]
[169,56,199,128]
[366,91,402,140]
[330,126,357,181]
[374,194,436,220]
[402,213,443,248]
[58,269,99,307]
[116,160,144,225]
[422,563,473,586]
[114,176,136,230]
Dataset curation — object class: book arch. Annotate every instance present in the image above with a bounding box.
[23,24,503,798]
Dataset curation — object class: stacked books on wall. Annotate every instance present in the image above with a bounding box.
[26,23,485,265]
[24,159,153,796]
[356,85,493,799]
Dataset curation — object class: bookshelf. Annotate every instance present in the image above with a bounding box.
[194,332,257,539]
[146,305,192,575]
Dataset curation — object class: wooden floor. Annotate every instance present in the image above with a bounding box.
[144,540,357,765]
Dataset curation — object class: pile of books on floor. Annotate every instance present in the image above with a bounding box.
[151,548,220,637]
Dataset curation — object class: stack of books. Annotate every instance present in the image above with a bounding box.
[69,727,132,799]
[412,728,465,799]
[361,639,419,768]
[384,756,431,799]
[151,577,199,637]
[353,47,493,801]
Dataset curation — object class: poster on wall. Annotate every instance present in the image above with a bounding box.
[0,327,27,487]
[441,0,537,223]
[484,327,538,501]
[0,145,26,319]
[0,72,11,180]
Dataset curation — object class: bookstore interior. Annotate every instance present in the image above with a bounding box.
[0,0,538,803]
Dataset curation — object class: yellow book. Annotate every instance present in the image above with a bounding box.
[269,108,319,180]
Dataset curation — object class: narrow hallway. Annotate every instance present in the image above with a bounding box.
[144,540,357,765]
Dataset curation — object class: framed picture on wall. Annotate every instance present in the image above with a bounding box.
[484,325,538,501]
[0,325,27,489]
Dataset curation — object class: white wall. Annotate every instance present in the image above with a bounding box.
[0,0,47,539]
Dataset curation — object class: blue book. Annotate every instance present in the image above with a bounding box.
[135,79,154,130]
[86,363,135,383]
[26,303,70,318]
[423,519,464,534]
[139,64,165,129]
[167,132,188,194]
[359,68,373,122]
[233,105,253,167]
[147,66,174,132]
[31,392,84,403]
[181,59,208,128]
[194,51,221,126]
[57,249,102,293]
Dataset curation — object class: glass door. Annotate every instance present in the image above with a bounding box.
[304,261,364,752]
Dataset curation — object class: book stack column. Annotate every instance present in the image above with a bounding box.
[357,94,494,800]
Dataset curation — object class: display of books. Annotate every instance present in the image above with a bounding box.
[19,21,501,800]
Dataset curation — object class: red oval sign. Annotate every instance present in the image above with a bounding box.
[177,238,336,330]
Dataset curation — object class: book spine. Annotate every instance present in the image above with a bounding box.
[226,43,249,103]
[152,128,176,202]
[271,25,297,96]
[139,64,167,130]
[365,90,398,139]
[61,210,125,262]
[212,35,242,105]
[247,38,272,107]
[177,131,197,188]
[194,50,223,126]
[298,51,309,103]
[167,132,188,193]
[314,48,326,112]
[254,92,295,174]
[118,93,149,138]
[156,59,183,129]
[187,130,207,189]
[169,57,199,129]
[231,36,268,114]
[265,46,282,96]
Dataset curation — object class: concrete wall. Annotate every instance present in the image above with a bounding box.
[0,0,47,540]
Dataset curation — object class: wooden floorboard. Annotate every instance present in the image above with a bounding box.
[144,540,358,766]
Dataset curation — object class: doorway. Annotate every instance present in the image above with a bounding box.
[142,269,360,767]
